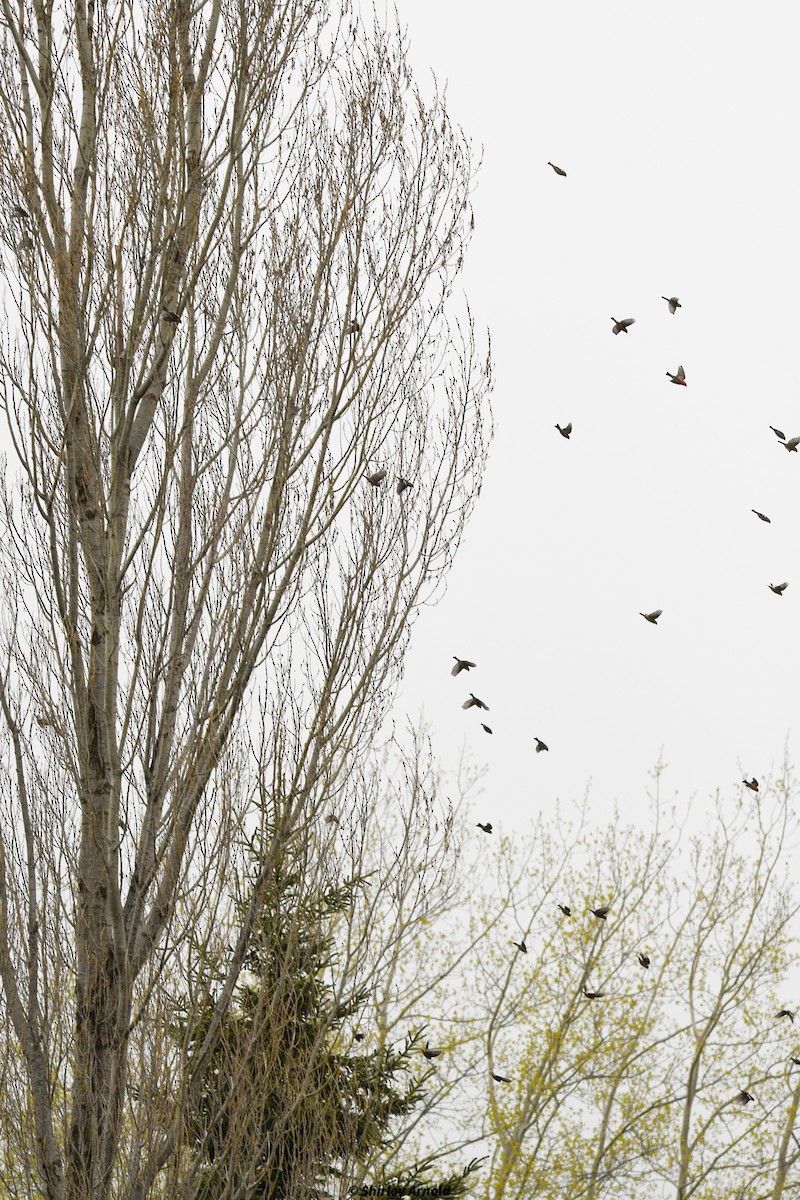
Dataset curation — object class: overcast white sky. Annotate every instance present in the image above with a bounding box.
[393,0,800,830]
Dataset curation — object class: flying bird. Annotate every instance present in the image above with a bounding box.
[770,426,786,441]
[555,422,572,439]
[666,365,686,386]
[463,694,489,711]
[590,906,610,920]
[366,470,387,487]
[611,317,636,335]
[422,1042,442,1060]
[557,904,572,916]
[743,778,759,792]
[736,1090,755,1106]
[783,437,800,452]
[776,1010,795,1023]
[481,724,493,735]
[477,822,493,834]
[791,1057,800,1067]
[492,1073,512,1083]
[452,658,476,676]
[513,940,527,954]
[583,988,605,1000]
[396,477,413,495]
[547,162,567,177]
[662,296,681,314]
[534,738,549,753]
[637,952,651,969]
[752,510,771,523]
[640,610,662,625]
[345,319,361,336]
[769,582,789,596]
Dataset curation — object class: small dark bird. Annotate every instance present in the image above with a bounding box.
[752,510,771,523]
[743,777,759,792]
[736,1090,755,1106]
[161,308,181,324]
[396,477,413,495]
[790,1057,800,1066]
[481,724,493,735]
[513,940,527,954]
[555,422,573,439]
[547,162,567,177]
[463,694,489,711]
[637,952,651,969]
[783,437,800,452]
[354,1031,366,1041]
[770,426,786,441]
[452,657,477,676]
[422,1042,442,1060]
[666,365,686,386]
[325,813,340,825]
[611,317,636,335]
[477,822,493,834]
[11,204,28,222]
[583,988,604,1000]
[590,907,610,920]
[769,582,789,596]
[662,296,681,314]
[640,610,662,625]
[776,1010,795,1023]
[345,319,361,336]
[534,738,549,753]
[557,904,572,916]
[492,1073,512,1083]
[366,469,387,487]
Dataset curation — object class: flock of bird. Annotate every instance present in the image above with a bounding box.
[398,161,800,1104]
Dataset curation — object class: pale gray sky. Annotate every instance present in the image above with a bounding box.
[395,0,800,827]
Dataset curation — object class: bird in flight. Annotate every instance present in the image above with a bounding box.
[752,510,771,523]
[589,906,610,920]
[396,477,413,494]
[736,1090,755,1106]
[640,610,662,625]
[611,317,636,335]
[492,1072,512,1082]
[770,426,786,441]
[791,1057,800,1067]
[783,437,800,452]
[366,470,387,487]
[666,365,686,386]
[555,422,572,439]
[557,903,572,916]
[534,738,549,753]
[477,822,493,834]
[769,582,789,596]
[463,694,489,711]
[637,952,651,969]
[452,657,476,676]
[513,939,527,954]
[481,724,493,735]
[583,988,605,1000]
[662,296,681,314]
[776,1010,795,1023]
[422,1042,442,1060]
[547,161,567,176]
[743,777,759,792]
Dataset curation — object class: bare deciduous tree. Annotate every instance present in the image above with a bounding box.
[0,0,491,1195]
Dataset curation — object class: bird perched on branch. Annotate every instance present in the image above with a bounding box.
[637,952,650,969]
[611,317,635,335]
[345,319,361,336]
[589,906,610,920]
[752,510,771,523]
[452,657,476,676]
[776,1009,795,1023]
[769,582,788,596]
[557,903,571,916]
[555,422,572,439]
[492,1072,512,1082]
[743,777,759,792]
[666,365,686,386]
[547,161,567,176]
[791,1057,800,1066]
[422,1042,442,1060]
[512,939,527,954]
[463,694,489,711]
[640,609,662,625]
[583,988,604,1000]
[366,469,387,487]
[477,822,492,834]
[396,477,413,495]
[662,296,681,314]
[534,738,549,753]
[161,308,181,324]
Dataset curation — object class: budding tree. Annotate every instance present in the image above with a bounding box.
[0,0,491,1196]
